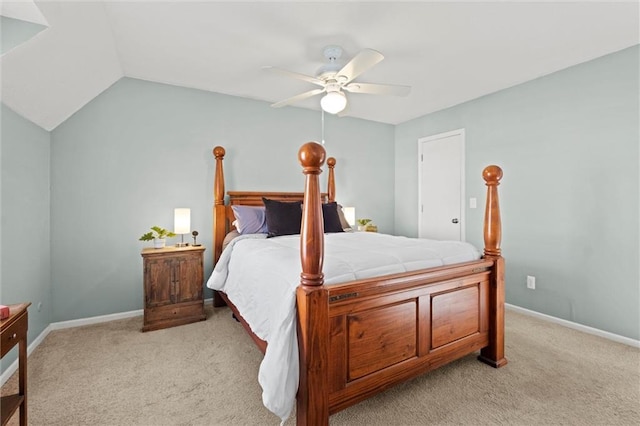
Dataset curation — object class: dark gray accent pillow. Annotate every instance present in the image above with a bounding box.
[263,198,303,238]
[322,202,345,233]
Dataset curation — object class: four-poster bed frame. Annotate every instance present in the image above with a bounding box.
[211,143,506,425]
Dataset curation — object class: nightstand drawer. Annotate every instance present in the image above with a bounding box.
[144,301,204,324]
[1,313,27,358]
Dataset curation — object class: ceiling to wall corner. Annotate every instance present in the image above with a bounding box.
[0,0,47,25]
[0,0,48,54]
[1,1,638,131]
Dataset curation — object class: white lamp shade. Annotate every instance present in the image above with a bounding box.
[174,208,191,234]
[320,91,347,114]
[343,207,355,227]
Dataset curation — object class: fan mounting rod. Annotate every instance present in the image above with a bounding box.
[317,45,344,79]
[323,45,343,62]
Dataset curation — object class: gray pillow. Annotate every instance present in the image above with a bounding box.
[337,204,353,231]
[231,205,268,234]
[222,230,241,251]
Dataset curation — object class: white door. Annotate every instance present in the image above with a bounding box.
[418,129,465,241]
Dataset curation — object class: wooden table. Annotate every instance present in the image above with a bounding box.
[1,303,30,426]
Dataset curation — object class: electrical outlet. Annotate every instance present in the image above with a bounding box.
[526,276,536,290]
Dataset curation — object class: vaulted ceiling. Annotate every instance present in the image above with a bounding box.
[1,1,638,131]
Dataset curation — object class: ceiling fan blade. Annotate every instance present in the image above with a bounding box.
[343,82,411,97]
[270,88,325,108]
[262,66,325,87]
[336,49,384,84]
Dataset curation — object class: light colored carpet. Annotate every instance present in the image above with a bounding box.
[2,307,639,425]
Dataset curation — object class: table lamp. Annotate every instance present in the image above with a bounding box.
[343,206,356,228]
[174,208,191,247]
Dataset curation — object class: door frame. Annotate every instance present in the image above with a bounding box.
[418,128,466,241]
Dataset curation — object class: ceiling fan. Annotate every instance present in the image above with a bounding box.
[264,45,411,115]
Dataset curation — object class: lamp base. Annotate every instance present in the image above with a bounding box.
[175,234,189,247]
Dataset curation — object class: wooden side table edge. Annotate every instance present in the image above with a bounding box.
[0,302,30,426]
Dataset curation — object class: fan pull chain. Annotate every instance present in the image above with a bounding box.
[321,109,325,145]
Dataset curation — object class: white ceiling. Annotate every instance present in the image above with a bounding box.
[1,1,638,131]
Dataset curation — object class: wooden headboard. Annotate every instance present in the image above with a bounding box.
[212,146,333,265]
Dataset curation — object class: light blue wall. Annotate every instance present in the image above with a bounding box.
[50,77,394,321]
[0,104,52,369]
[395,46,639,340]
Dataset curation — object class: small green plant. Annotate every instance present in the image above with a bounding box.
[139,226,176,241]
[356,218,372,226]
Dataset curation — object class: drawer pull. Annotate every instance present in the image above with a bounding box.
[10,333,17,339]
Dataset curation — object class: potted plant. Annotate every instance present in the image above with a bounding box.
[356,218,372,232]
[139,226,176,249]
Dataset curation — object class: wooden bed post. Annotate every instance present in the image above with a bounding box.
[212,146,227,308]
[478,165,508,368]
[297,142,330,425]
[327,157,336,203]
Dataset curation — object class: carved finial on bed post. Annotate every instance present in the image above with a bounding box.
[299,143,326,286]
[327,157,336,203]
[482,165,503,257]
[213,146,226,206]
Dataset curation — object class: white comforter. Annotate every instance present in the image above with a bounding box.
[206,232,481,422]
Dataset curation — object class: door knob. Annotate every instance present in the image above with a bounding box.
[452,218,459,224]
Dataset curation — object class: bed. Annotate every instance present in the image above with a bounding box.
[209,142,507,425]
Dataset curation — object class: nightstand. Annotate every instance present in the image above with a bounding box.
[1,302,30,426]
[141,246,206,332]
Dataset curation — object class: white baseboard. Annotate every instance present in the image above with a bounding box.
[50,309,143,330]
[2,300,636,386]
[506,303,640,348]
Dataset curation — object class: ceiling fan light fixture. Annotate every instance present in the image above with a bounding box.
[321,91,347,114]
[266,46,409,114]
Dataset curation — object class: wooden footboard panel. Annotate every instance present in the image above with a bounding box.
[325,263,492,414]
